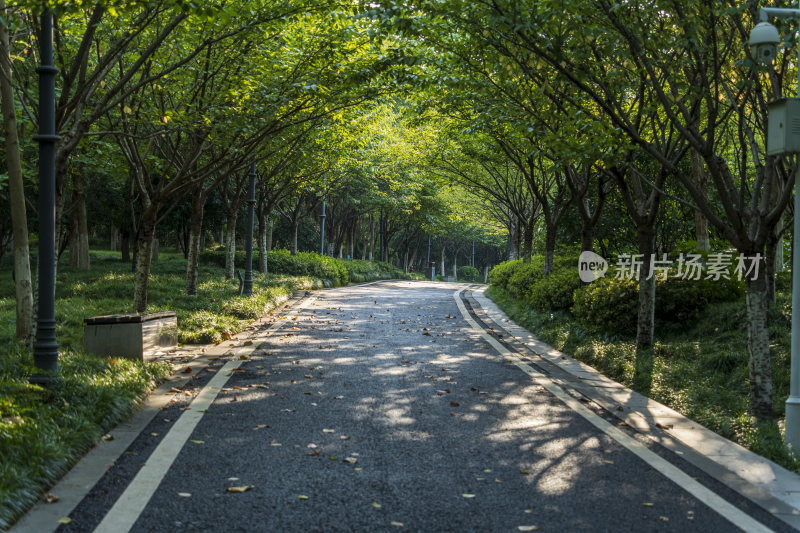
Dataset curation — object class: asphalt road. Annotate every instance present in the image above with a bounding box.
[53,281,794,532]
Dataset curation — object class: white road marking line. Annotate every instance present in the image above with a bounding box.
[93,357,243,533]
[93,297,311,533]
[454,289,774,533]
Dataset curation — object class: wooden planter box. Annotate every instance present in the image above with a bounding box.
[84,311,178,361]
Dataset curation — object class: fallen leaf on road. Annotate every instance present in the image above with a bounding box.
[461,493,476,498]
[297,495,309,500]
[178,492,192,498]
[520,470,531,475]
[372,502,382,508]
[190,440,204,444]
[58,517,72,524]
[340,435,351,440]
[344,457,358,464]
[323,428,335,433]
[659,516,669,522]
[390,521,404,527]
[518,526,539,532]
[642,502,654,507]
[43,493,59,503]
[182,367,192,373]
[227,486,254,493]
[102,434,114,441]
[450,401,460,407]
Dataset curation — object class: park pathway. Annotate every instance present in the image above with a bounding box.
[14,281,798,532]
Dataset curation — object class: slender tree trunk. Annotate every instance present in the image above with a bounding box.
[636,226,656,350]
[522,215,534,263]
[258,212,268,274]
[110,228,117,251]
[441,247,446,278]
[225,216,236,278]
[68,171,90,269]
[290,217,299,256]
[368,215,375,261]
[121,230,130,262]
[690,149,710,252]
[0,10,33,339]
[132,207,158,313]
[543,223,556,276]
[185,189,205,295]
[746,270,773,420]
[632,226,656,395]
[766,233,778,306]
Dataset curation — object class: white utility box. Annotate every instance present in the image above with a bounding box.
[768,98,800,155]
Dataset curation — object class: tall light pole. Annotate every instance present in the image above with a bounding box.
[242,162,256,297]
[31,8,60,385]
[751,5,800,451]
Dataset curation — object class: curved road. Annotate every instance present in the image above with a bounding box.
[40,281,795,532]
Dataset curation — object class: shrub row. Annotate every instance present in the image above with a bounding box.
[490,256,744,335]
[198,248,409,285]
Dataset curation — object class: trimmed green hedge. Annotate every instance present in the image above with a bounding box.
[198,248,409,285]
[489,255,744,334]
[457,265,480,282]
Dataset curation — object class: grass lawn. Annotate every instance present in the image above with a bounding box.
[486,277,800,473]
[0,250,328,530]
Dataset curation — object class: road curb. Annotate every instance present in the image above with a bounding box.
[471,287,800,530]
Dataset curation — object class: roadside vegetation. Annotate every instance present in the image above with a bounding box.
[487,253,800,472]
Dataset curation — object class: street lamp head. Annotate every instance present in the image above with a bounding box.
[750,21,780,64]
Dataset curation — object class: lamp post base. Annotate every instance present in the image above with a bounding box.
[785,396,800,455]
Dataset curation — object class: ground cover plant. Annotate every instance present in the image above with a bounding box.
[487,255,800,472]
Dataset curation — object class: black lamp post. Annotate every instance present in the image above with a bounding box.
[31,8,60,385]
[242,162,256,297]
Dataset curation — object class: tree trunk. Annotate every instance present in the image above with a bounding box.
[440,247,446,278]
[151,238,159,261]
[543,223,556,276]
[185,189,205,296]
[746,271,773,420]
[110,228,117,251]
[257,212,268,274]
[636,226,656,350]
[632,226,656,395]
[766,233,778,306]
[291,218,299,256]
[690,149,710,252]
[68,171,90,269]
[132,207,158,313]
[580,203,595,253]
[225,216,236,278]
[0,9,33,340]
[522,215,534,263]
[121,230,130,262]
[368,215,375,261]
